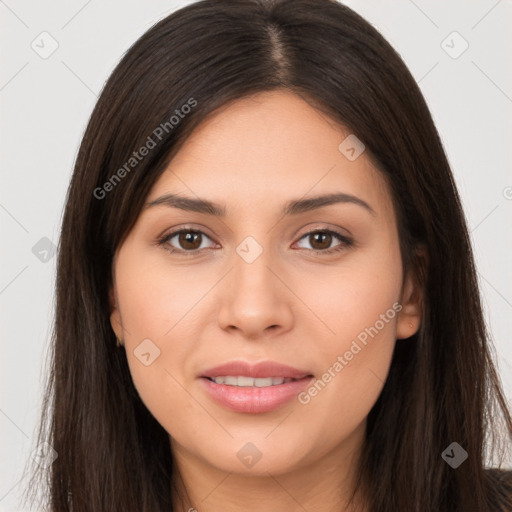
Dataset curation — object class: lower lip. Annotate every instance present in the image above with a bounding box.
[200,376,314,413]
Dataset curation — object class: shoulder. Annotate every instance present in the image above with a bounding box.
[485,468,512,511]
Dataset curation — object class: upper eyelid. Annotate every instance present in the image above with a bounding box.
[161,226,217,244]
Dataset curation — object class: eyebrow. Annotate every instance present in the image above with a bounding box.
[144,192,376,217]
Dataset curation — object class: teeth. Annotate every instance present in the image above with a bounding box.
[238,376,255,387]
[211,376,295,387]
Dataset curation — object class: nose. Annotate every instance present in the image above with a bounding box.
[217,248,294,340]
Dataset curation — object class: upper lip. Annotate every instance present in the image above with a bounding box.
[200,360,313,379]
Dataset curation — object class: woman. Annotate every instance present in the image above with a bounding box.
[26,0,512,510]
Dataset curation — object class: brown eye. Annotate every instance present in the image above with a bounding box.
[295,229,353,254]
[308,232,333,250]
[158,229,216,254]
[177,231,202,250]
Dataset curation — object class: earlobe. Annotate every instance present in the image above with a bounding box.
[396,307,422,340]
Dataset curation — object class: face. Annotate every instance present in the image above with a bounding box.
[109,90,422,478]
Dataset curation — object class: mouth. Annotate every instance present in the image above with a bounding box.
[198,361,314,413]
[200,375,314,414]
[203,375,309,387]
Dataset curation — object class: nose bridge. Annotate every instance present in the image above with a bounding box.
[231,238,279,306]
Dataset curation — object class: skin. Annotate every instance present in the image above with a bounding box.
[109,90,423,512]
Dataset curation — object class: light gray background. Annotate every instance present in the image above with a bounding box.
[1,1,511,510]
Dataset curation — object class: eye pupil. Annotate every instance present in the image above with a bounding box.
[311,232,332,250]
[179,231,201,250]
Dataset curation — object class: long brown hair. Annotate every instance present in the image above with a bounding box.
[25,0,512,510]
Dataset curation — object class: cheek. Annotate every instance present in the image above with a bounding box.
[115,247,218,344]
[122,320,202,442]
[294,245,402,429]
[114,253,211,429]
[302,244,402,357]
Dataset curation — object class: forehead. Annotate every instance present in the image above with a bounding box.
[146,90,394,221]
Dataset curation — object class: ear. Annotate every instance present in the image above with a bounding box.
[396,247,426,340]
[109,284,124,342]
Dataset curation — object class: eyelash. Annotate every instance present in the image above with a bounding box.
[156,227,354,256]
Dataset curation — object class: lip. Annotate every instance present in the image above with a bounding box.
[199,360,314,413]
[200,360,312,380]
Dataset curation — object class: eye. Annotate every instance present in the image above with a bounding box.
[157,228,217,255]
[294,229,353,254]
